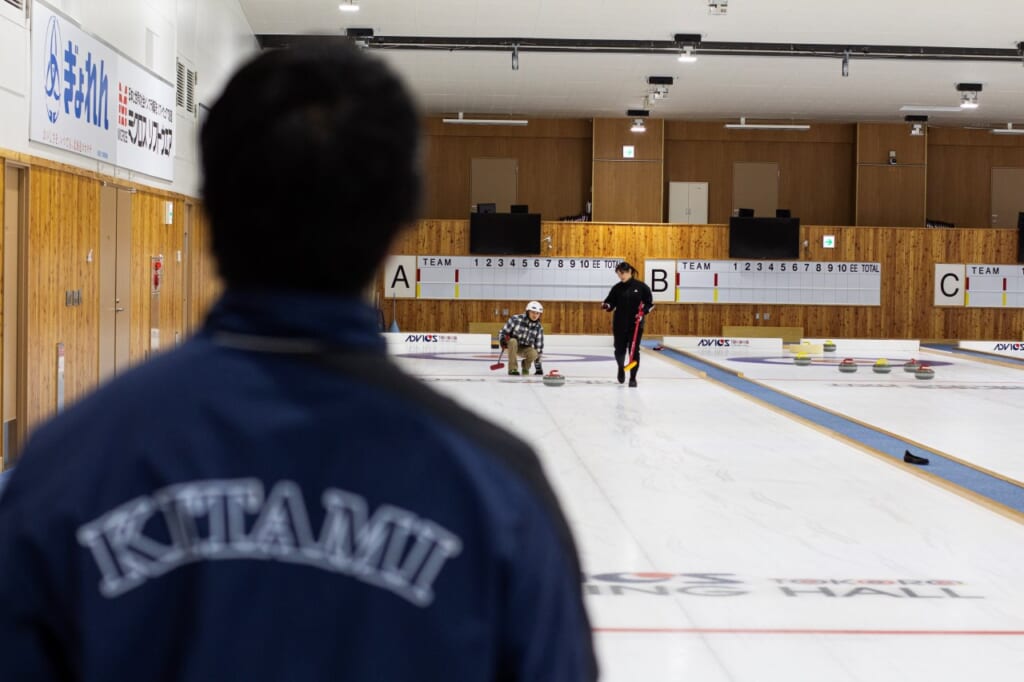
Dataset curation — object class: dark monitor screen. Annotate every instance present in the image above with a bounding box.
[510,204,529,214]
[477,203,496,214]
[1018,213,1024,263]
[470,213,542,255]
[729,217,801,259]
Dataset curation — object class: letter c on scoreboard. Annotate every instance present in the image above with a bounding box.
[940,273,959,297]
[933,264,965,307]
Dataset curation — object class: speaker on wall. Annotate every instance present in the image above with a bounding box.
[1018,212,1024,263]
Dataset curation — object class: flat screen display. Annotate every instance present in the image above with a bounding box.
[728,217,800,259]
[469,213,542,255]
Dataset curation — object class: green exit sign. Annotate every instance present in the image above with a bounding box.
[822,235,835,248]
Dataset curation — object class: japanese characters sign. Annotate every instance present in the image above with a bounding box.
[30,1,175,181]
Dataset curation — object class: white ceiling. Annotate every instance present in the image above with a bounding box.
[237,0,1024,128]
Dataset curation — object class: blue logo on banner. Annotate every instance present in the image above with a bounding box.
[42,14,109,131]
[44,16,62,123]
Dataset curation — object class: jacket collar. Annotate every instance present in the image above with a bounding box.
[202,288,385,352]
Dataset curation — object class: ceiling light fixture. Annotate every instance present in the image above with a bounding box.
[899,105,964,113]
[630,118,647,133]
[992,123,1024,135]
[905,115,927,136]
[512,43,519,71]
[674,33,701,64]
[959,91,979,109]
[724,117,810,131]
[338,0,359,13]
[841,50,849,77]
[957,82,982,109]
[441,112,528,126]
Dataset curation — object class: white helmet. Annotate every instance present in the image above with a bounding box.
[526,301,544,314]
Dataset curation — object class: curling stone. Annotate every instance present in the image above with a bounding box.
[872,358,892,374]
[914,365,935,380]
[794,352,812,366]
[823,340,837,353]
[838,357,858,373]
[542,370,566,387]
[903,359,919,373]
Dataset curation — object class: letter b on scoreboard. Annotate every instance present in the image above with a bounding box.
[645,260,676,302]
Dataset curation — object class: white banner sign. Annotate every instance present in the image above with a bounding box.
[661,336,783,352]
[30,1,175,180]
[958,340,1024,357]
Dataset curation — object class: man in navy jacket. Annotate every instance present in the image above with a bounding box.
[0,42,596,681]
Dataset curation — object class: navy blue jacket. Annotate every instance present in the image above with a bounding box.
[0,290,596,681]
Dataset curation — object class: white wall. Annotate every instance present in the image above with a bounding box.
[0,0,258,197]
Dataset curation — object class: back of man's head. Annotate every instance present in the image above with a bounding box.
[200,41,421,293]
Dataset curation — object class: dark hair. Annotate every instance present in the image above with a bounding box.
[615,261,636,275]
[200,41,421,292]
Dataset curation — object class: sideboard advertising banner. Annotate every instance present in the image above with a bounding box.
[30,1,175,181]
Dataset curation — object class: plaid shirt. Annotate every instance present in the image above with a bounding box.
[500,313,544,354]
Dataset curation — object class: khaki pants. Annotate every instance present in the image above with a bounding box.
[506,338,538,374]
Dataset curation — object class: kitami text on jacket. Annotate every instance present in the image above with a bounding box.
[76,479,463,606]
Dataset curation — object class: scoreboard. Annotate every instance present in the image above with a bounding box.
[384,255,624,301]
[383,255,884,307]
[934,264,1024,308]
[645,259,882,306]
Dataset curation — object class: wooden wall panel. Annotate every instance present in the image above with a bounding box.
[25,167,101,431]
[856,165,926,227]
[592,161,663,223]
[857,123,927,165]
[855,123,927,229]
[130,193,185,364]
[592,118,664,223]
[381,220,1024,342]
[927,128,1024,229]
[421,118,591,220]
[593,118,663,161]
[187,205,223,330]
[664,122,855,225]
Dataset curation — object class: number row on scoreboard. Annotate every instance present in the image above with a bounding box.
[418,256,622,271]
[676,260,882,275]
[416,283,609,301]
[418,269,614,285]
